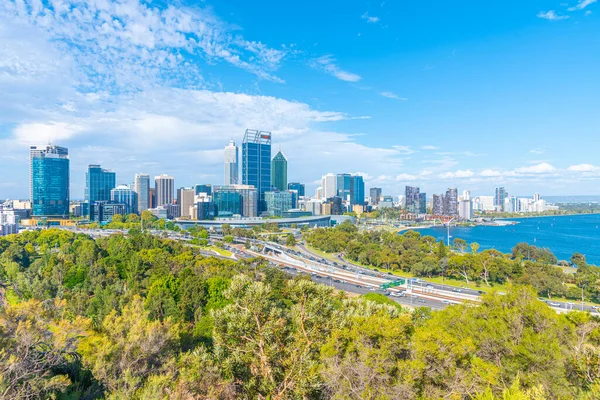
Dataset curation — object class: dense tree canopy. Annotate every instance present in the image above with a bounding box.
[1,229,600,399]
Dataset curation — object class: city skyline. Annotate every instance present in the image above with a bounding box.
[1,0,599,198]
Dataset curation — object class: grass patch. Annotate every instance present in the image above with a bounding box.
[200,245,233,258]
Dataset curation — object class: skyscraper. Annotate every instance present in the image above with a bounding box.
[30,145,70,218]
[288,182,305,197]
[224,140,239,185]
[419,192,427,214]
[195,184,212,196]
[321,173,337,199]
[336,173,351,201]
[242,129,271,212]
[271,151,288,191]
[85,165,116,204]
[350,175,365,206]
[432,194,444,216]
[265,191,293,217]
[111,185,137,215]
[495,187,508,211]
[155,175,174,207]
[134,173,150,214]
[444,188,458,217]
[177,187,195,218]
[370,188,382,205]
[405,186,420,214]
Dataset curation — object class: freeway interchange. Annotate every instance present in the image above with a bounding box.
[48,226,600,313]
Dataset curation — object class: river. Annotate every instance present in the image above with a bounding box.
[415,214,600,265]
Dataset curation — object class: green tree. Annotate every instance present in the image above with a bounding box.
[285,234,296,247]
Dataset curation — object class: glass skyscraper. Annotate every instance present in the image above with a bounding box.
[265,191,293,217]
[405,186,420,214]
[288,182,305,197]
[30,145,70,218]
[213,188,243,217]
[242,129,271,212]
[111,185,138,215]
[350,175,365,206]
[271,151,287,191]
[85,165,116,203]
[134,173,150,214]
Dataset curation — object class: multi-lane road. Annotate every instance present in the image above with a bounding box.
[44,227,600,313]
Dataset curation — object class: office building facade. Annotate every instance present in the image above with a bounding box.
[224,140,239,185]
[195,184,212,196]
[350,175,365,206]
[271,151,288,191]
[288,182,305,197]
[242,129,271,212]
[265,191,293,217]
[370,188,382,205]
[432,194,444,216]
[110,185,137,215]
[85,165,116,205]
[134,173,150,214]
[155,175,174,207]
[444,188,458,217]
[30,145,70,218]
[90,202,127,223]
[405,186,420,214]
[321,173,337,200]
[495,187,508,211]
[419,193,427,214]
[177,188,195,219]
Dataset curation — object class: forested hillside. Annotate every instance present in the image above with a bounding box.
[1,229,600,399]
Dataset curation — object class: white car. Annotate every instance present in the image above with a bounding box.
[548,302,561,307]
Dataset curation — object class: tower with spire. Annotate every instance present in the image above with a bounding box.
[271,149,288,191]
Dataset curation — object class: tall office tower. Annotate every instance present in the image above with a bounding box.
[336,173,351,202]
[271,151,288,191]
[224,139,239,185]
[321,173,337,199]
[155,174,174,207]
[495,187,508,210]
[419,192,427,214]
[405,186,420,214]
[149,188,156,209]
[444,188,458,217]
[177,187,195,218]
[85,165,116,204]
[30,145,70,218]
[134,173,150,214]
[370,188,382,205]
[264,191,293,217]
[242,129,271,212]
[111,185,138,215]
[350,175,365,206]
[288,182,306,197]
[432,194,445,216]
[195,184,212,196]
[533,193,541,202]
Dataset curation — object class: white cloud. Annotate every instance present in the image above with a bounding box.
[361,12,380,23]
[14,122,85,144]
[585,10,593,15]
[380,92,407,100]
[480,169,502,177]
[529,148,544,154]
[395,173,419,181]
[514,162,556,174]
[309,55,361,82]
[440,170,474,179]
[568,0,597,11]
[421,145,439,150]
[537,10,570,20]
[567,164,600,172]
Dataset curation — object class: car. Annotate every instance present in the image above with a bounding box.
[418,299,426,303]
[442,300,451,304]
[548,302,561,307]
[387,272,393,275]
[426,284,434,289]
[452,288,462,293]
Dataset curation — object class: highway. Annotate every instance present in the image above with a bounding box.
[42,227,600,314]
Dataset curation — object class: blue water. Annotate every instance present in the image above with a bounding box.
[416,214,600,265]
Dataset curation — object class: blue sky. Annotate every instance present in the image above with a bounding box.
[0,0,599,200]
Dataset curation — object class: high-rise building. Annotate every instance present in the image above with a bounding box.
[419,192,427,214]
[495,187,508,211]
[111,185,137,215]
[149,188,156,209]
[213,185,258,217]
[196,198,216,220]
[271,151,288,191]
[350,175,365,206]
[155,175,174,207]
[444,188,458,217]
[432,194,444,216]
[265,191,293,217]
[177,188,195,219]
[224,140,239,185]
[134,173,150,214]
[288,182,305,197]
[242,129,271,212]
[370,188,382,205]
[459,199,473,220]
[336,173,351,202]
[321,173,337,200]
[195,184,212,196]
[30,145,70,218]
[90,201,126,223]
[405,186,420,214]
[328,196,344,215]
[85,165,116,205]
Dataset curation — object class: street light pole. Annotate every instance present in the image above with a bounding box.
[447,217,456,247]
